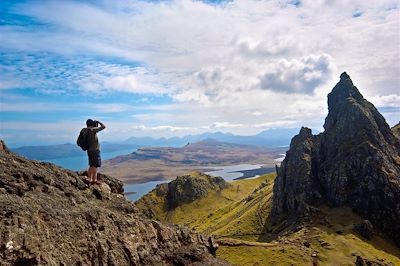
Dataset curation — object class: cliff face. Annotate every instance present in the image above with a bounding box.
[271,73,400,245]
[392,122,400,139]
[0,141,230,265]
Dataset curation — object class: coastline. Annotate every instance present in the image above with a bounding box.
[232,167,276,180]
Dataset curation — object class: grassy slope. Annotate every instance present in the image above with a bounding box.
[135,173,400,265]
[168,173,274,238]
[136,172,274,238]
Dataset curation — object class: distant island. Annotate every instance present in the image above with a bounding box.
[232,167,276,180]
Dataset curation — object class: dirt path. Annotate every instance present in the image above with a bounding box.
[216,237,305,249]
[216,238,279,248]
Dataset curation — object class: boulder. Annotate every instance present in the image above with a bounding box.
[353,220,374,239]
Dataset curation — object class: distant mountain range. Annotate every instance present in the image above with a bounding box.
[124,128,302,148]
[12,128,300,160]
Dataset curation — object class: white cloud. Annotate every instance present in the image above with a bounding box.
[130,125,147,131]
[0,79,22,90]
[80,70,167,95]
[258,54,334,94]
[151,125,195,132]
[1,0,399,140]
[129,124,197,135]
[369,94,400,108]
[104,75,138,93]
[1,121,78,131]
[0,101,134,113]
[252,111,263,116]
[211,122,247,129]
[0,53,168,95]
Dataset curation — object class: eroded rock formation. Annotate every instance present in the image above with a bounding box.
[271,73,400,246]
[156,173,230,210]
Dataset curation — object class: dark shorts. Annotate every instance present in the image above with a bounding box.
[88,150,101,167]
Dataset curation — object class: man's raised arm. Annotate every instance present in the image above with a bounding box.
[94,121,106,133]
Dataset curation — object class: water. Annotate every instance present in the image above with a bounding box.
[125,164,266,202]
[274,154,286,162]
[203,164,264,181]
[44,149,136,171]
[125,181,166,202]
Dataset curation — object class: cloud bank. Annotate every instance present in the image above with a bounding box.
[0,0,399,144]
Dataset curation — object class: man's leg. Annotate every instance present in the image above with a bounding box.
[88,166,96,182]
[93,167,98,182]
[87,167,92,181]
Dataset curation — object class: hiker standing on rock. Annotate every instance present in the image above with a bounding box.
[77,119,106,184]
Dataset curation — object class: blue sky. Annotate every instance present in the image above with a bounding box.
[1,0,399,147]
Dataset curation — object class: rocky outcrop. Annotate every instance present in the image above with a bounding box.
[270,73,400,246]
[392,122,400,139]
[355,255,394,266]
[155,173,230,210]
[0,143,231,265]
[271,127,322,220]
[353,220,374,240]
[0,140,9,152]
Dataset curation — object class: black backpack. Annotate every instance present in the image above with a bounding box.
[77,128,90,151]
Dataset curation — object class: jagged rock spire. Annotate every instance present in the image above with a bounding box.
[324,72,398,153]
[326,72,364,114]
[270,73,400,246]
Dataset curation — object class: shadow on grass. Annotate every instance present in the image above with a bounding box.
[257,205,400,264]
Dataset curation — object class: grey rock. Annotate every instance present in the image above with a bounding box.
[353,220,374,239]
[355,255,394,266]
[270,73,400,246]
[391,122,400,140]
[164,173,230,210]
[76,170,124,194]
[0,143,231,265]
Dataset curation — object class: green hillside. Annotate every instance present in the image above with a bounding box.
[136,172,400,265]
[136,172,273,239]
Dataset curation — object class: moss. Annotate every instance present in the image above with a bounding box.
[307,207,400,266]
[136,172,274,235]
[217,245,310,266]
[135,189,167,220]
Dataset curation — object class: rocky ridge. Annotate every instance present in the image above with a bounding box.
[271,73,400,246]
[0,141,230,265]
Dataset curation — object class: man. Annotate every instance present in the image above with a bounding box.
[85,119,106,184]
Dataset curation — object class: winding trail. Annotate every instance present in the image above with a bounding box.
[216,237,305,249]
